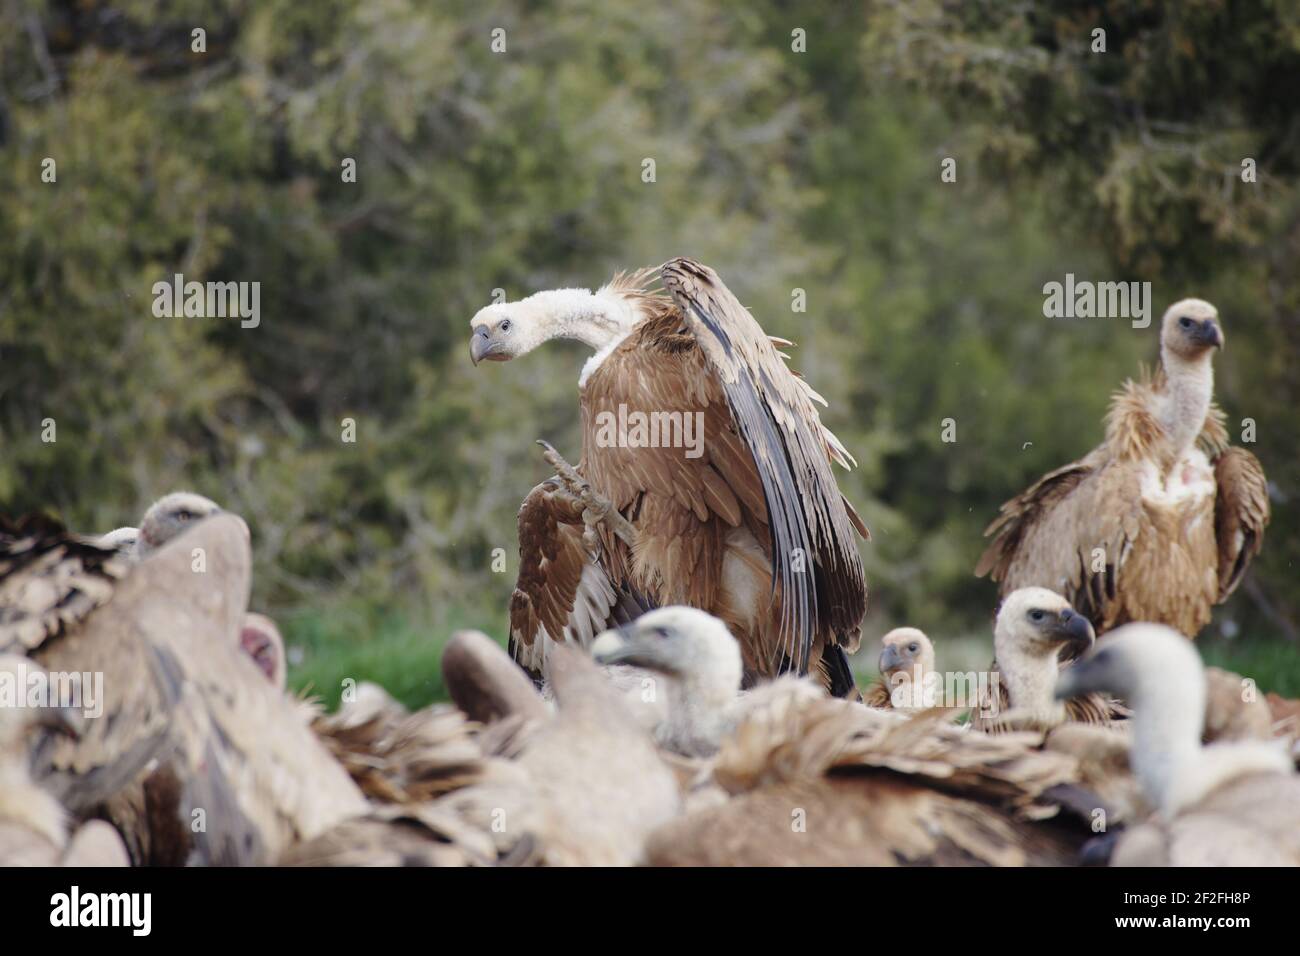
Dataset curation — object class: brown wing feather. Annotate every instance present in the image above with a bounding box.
[976,387,1153,632]
[1212,446,1270,601]
[657,258,868,670]
[968,660,1122,733]
[508,479,629,677]
[0,516,129,654]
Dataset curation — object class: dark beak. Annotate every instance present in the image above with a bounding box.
[878,644,904,674]
[592,627,680,675]
[1054,661,1091,701]
[1053,609,1096,655]
[1195,320,1224,350]
[470,326,493,366]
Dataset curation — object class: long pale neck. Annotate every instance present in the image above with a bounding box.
[521,288,637,351]
[1159,351,1214,457]
[995,640,1063,724]
[666,674,738,755]
[1129,680,1205,816]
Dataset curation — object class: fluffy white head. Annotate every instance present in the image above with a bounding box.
[878,627,934,679]
[1160,298,1223,362]
[136,492,223,557]
[994,587,1095,723]
[469,282,645,383]
[592,606,743,756]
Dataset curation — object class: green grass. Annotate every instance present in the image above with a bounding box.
[285,604,1300,713]
[283,601,509,711]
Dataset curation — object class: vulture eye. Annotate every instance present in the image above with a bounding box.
[907,643,919,653]
[499,319,512,333]
[652,626,671,639]
[1178,316,1193,329]
[1029,609,1046,623]
[176,510,194,521]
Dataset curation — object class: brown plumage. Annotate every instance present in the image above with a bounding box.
[646,693,1088,866]
[4,511,368,865]
[290,645,680,866]
[977,299,1269,637]
[969,588,1124,734]
[472,259,868,695]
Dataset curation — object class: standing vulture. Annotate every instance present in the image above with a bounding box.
[976,299,1269,637]
[1056,623,1300,865]
[470,258,869,694]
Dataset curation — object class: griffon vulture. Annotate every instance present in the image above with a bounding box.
[2,511,368,865]
[969,588,1124,733]
[1056,623,1300,866]
[590,605,812,758]
[862,627,936,711]
[580,604,1095,865]
[470,258,869,695]
[977,300,1269,637]
[638,663,1092,865]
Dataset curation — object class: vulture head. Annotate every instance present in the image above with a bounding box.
[1160,298,1223,359]
[592,606,743,694]
[240,613,286,691]
[995,587,1095,661]
[878,627,933,679]
[137,492,223,557]
[1053,622,1196,709]
[469,283,641,366]
[592,606,744,758]
[1054,622,1296,816]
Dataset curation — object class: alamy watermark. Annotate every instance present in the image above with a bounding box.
[152,273,260,328]
[888,667,1002,716]
[592,403,705,459]
[1042,273,1152,328]
[0,661,103,719]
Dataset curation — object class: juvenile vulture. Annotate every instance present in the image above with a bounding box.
[1056,623,1300,866]
[862,627,936,711]
[0,654,128,866]
[471,258,869,695]
[977,299,1269,637]
[969,588,1123,734]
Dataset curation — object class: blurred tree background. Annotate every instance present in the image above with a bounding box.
[2,0,1296,706]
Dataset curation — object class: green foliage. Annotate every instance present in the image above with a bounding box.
[1,0,1295,698]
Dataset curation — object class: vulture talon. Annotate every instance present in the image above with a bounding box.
[536,440,637,551]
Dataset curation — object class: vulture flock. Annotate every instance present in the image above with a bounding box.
[2,259,1296,868]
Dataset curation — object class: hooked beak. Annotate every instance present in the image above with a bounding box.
[470,326,501,366]
[1195,319,1224,350]
[878,643,904,674]
[591,627,680,675]
[1052,609,1096,656]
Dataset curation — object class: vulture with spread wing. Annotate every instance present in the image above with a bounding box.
[470,258,869,694]
[977,299,1269,637]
